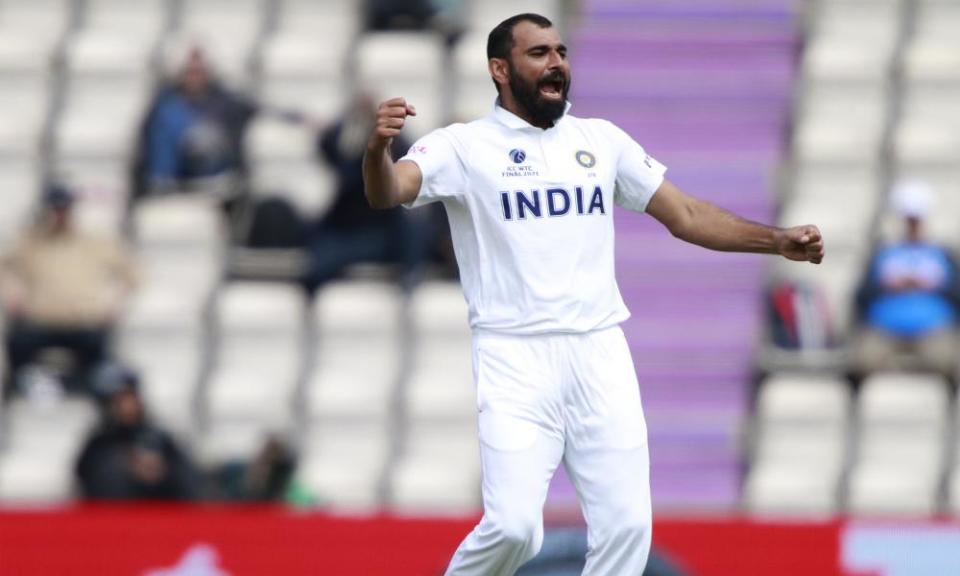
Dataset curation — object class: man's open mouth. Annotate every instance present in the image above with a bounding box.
[539,78,565,100]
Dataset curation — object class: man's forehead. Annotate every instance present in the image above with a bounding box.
[511,21,563,51]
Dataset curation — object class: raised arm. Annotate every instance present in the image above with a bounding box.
[646,179,824,264]
[362,97,423,209]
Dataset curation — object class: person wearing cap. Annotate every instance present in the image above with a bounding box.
[76,362,199,500]
[0,184,139,394]
[854,181,960,377]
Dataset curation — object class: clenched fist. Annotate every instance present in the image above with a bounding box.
[367,97,417,152]
[776,225,825,264]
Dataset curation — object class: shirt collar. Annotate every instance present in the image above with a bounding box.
[492,98,572,131]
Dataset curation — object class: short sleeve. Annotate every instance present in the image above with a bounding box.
[399,128,468,209]
[606,122,668,213]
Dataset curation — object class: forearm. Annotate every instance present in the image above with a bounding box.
[362,143,402,209]
[676,199,781,254]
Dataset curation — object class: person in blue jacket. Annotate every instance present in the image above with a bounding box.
[133,45,307,200]
[854,181,960,378]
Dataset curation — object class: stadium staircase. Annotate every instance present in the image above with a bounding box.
[548,0,800,510]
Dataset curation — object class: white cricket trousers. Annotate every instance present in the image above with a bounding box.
[444,325,652,576]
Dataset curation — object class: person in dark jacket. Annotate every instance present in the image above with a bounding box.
[303,93,438,294]
[75,363,199,500]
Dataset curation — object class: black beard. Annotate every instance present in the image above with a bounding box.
[508,63,569,128]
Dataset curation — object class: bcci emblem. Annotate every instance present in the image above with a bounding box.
[509,148,526,164]
[575,150,596,168]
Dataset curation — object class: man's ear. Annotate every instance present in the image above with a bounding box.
[489,58,509,89]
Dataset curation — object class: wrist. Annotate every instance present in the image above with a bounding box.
[771,228,787,255]
[366,135,392,155]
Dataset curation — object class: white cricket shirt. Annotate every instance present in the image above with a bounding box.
[401,101,667,335]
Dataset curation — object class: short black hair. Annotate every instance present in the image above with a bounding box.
[487,13,554,94]
[487,13,554,61]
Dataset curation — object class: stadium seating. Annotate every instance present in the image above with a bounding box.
[389,281,480,513]
[405,282,475,423]
[245,116,334,218]
[117,294,205,440]
[164,0,266,90]
[0,0,484,511]
[848,460,941,516]
[0,33,53,157]
[355,32,446,139]
[793,82,888,166]
[847,373,950,516]
[389,420,481,514]
[307,280,403,422]
[0,159,41,247]
[81,0,170,40]
[257,33,348,117]
[131,194,225,300]
[0,29,52,243]
[297,419,391,511]
[769,247,863,336]
[745,373,850,515]
[54,29,156,235]
[785,166,880,251]
[295,279,406,510]
[470,0,562,34]
[0,0,74,47]
[0,397,97,501]
[950,466,960,516]
[273,0,360,42]
[0,0,952,526]
[453,32,497,121]
[201,281,307,463]
[744,460,841,516]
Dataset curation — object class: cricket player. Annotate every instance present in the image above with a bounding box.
[363,13,824,576]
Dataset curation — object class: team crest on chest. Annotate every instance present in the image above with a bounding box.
[575,150,596,168]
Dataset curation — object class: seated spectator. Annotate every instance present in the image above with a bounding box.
[208,436,296,502]
[303,94,439,294]
[76,363,199,500]
[853,181,960,377]
[133,45,309,200]
[1,185,138,395]
[365,0,465,45]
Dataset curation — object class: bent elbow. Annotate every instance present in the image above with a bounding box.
[669,201,700,243]
[667,220,692,243]
[365,192,398,210]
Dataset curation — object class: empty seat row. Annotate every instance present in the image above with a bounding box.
[746,371,960,516]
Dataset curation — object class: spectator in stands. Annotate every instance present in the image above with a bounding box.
[76,363,199,500]
[854,181,960,378]
[1,185,138,395]
[208,436,296,502]
[365,0,465,45]
[303,93,439,293]
[133,45,308,200]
